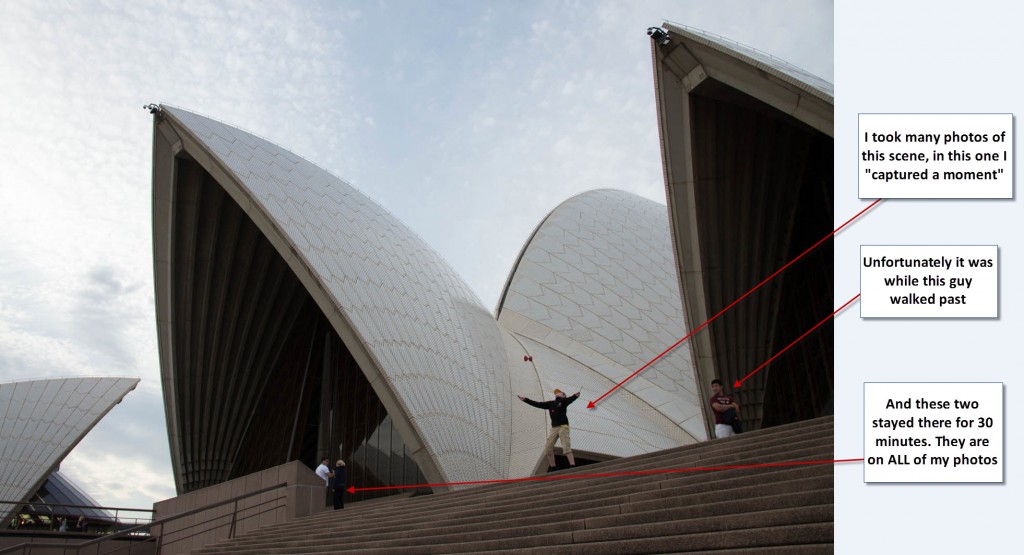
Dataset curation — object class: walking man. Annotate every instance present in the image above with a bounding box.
[518,388,581,471]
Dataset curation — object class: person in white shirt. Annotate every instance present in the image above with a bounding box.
[315,457,334,506]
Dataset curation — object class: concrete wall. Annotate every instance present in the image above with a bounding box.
[151,461,327,555]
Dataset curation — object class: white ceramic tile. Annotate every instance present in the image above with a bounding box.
[0,378,138,509]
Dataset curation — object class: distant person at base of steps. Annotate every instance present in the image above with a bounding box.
[315,457,334,506]
[709,379,742,438]
[332,459,347,510]
[518,388,581,471]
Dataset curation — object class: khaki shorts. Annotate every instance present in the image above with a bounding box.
[543,425,572,454]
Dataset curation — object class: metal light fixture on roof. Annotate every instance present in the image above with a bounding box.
[647,27,671,46]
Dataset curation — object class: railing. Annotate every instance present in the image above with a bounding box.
[0,483,288,555]
[1,500,154,534]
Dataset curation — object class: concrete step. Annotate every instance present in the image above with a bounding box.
[195,458,832,551]
[247,434,834,536]
[215,504,831,554]
[342,418,834,508]
[482,523,834,555]
[190,416,835,554]
[195,469,831,553]
[268,522,833,554]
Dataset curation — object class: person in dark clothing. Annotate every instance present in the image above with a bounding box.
[709,379,742,438]
[332,459,347,510]
[518,388,581,471]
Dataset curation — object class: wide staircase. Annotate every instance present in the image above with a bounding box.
[192,416,834,554]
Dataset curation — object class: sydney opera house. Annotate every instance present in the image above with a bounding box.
[1,377,139,523]
[150,22,833,500]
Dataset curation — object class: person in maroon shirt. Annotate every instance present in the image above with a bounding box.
[709,379,741,438]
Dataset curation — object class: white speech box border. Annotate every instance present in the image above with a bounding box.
[859,113,1013,199]
[860,245,998,318]
[864,382,1004,483]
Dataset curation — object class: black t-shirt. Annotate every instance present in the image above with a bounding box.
[523,393,579,427]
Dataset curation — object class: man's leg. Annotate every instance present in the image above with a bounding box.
[544,427,560,468]
[559,426,575,466]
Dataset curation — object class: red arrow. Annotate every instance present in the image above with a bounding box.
[734,293,860,389]
[587,199,882,409]
[347,458,863,493]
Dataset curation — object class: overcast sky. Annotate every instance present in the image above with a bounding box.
[0,0,833,510]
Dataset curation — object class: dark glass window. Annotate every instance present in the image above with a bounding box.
[170,155,427,499]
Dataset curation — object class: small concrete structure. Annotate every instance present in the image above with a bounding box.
[151,460,326,555]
